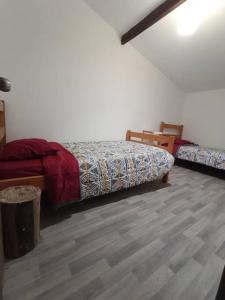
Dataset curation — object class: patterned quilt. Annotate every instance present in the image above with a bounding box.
[63,141,174,200]
[176,145,225,171]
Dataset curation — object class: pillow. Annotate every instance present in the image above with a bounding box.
[0,139,58,161]
[174,138,193,145]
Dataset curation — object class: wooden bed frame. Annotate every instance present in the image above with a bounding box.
[159,122,183,139]
[126,130,175,154]
[0,101,174,191]
[157,121,225,180]
[0,100,46,191]
[143,122,183,139]
[0,101,5,150]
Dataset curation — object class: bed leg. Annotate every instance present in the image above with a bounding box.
[162,173,169,183]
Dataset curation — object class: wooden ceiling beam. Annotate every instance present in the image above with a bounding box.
[121,0,187,45]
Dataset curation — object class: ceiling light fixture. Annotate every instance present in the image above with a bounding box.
[176,0,224,36]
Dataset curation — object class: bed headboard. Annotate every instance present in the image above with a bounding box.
[160,122,183,139]
[126,130,175,154]
[0,100,6,150]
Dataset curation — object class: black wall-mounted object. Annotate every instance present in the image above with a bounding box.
[0,77,11,92]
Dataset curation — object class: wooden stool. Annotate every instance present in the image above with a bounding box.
[0,186,41,258]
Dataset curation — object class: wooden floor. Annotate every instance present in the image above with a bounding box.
[3,166,225,300]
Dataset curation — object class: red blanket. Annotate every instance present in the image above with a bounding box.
[173,139,194,156]
[42,142,80,207]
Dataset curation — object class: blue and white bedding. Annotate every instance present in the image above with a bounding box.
[176,145,225,171]
[63,141,174,200]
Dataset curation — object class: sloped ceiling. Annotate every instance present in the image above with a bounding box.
[85,0,225,92]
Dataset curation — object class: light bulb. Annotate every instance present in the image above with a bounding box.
[176,0,225,37]
[177,17,200,36]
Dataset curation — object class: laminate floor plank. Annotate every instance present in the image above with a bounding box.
[3,166,225,300]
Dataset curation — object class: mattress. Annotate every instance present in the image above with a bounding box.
[176,145,225,171]
[0,141,174,201]
[0,159,43,180]
[63,141,174,200]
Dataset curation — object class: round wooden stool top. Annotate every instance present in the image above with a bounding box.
[0,186,41,204]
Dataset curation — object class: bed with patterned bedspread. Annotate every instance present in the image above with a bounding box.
[176,145,225,171]
[63,141,174,200]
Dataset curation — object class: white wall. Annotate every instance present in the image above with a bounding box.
[182,89,225,149]
[0,0,184,142]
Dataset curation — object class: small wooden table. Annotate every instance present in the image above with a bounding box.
[0,186,41,258]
